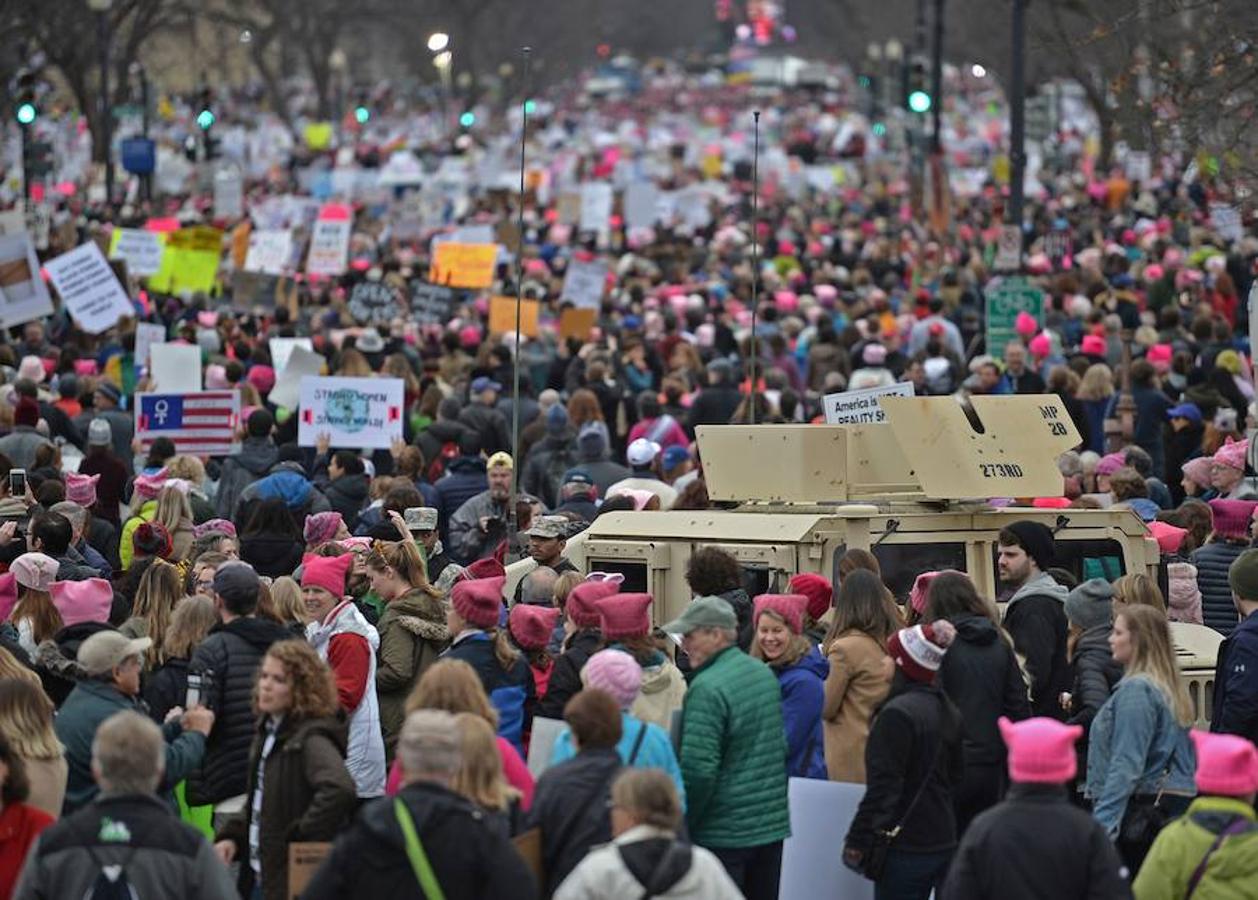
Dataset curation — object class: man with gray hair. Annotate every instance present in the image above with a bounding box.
[515,564,558,607]
[303,710,538,900]
[14,711,236,899]
[49,500,112,578]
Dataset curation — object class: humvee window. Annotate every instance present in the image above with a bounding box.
[587,560,648,593]
[991,538,1127,596]
[874,543,967,605]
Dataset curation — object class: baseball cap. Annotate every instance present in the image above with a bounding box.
[1166,402,1202,424]
[212,561,261,604]
[471,376,503,394]
[525,515,568,539]
[562,468,594,487]
[662,595,737,635]
[627,438,661,467]
[661,445,691,472]
[78,630,152,676]
[404,507,439,532]
[88,418,113,446]
[487,451,513,471]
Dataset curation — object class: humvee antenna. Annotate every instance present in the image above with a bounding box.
[509,46,532,555]
[749,109,761,425]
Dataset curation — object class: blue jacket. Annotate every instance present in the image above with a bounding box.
[1191,540,1246,634]
[1086,675,1196,837]
[1211,610,1258,743]
[550,711,686,808]
[433,457,488,541]
[775,647,828,779]
[443,631,534,756]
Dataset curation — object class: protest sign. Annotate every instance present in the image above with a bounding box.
[269,345,324,410]
[556,192,582,226]
[269,337,314,379]
[347,281,401,326]
[986,277,1045,361]
[150,343,203,393]
[1210,203,1243,242]
[993,224,1022,272]
[411,282,455,326]
[297,376,405,450]
[134,322,166,369]
[579,182,613,232]
[244,229,294,275]
[559,307,597,340]
[43,243,135,335]
[305,219,351,276]
[622,182,658,230]
[109,228,165,277]
[213,168,244,219]
[823,382,915,425]
[526,717,566,779]
[148,226,222,294]
[560,259,607,310]
[489,295,540,337]
[779,779,872,900]
[0,232,54,328]
[135,391,240,456]
[287,843,332,900]
[429,242,498,289]
[229,270,287,312]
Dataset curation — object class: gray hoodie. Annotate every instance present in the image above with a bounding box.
[1006,570,1069,613]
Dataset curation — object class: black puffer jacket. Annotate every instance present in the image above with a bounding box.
[321,472,371,531]
[1192,540,1247,634]
[719,587,755,652]
[186,616,295,805]
[526,746,622,895]
[143,656,190,724]
[537,628,602,720]
[937,615,1031,766]
[1067,625,1124,780]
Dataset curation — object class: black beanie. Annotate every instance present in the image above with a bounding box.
[1003,521,1056,571]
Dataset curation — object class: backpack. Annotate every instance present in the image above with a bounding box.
[426,441,459,484]
[83,843,138,900]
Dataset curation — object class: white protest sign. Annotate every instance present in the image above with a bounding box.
[269,337,314,380]
[1125,150,1152,184]
[0,211,25,235]
[109,228,165,277]
[244,229,294,275]
[0,232,54,328]
[579,182,613,232]
[305,219,351,276]
[149,343,203,393]
[269,345,324,410]
[297,376,404,450]
[560,259,608,310]
[622,182,659,230]
[213,168,244,219]
[526,717,567,779]
[823,382,915,425]
[134,322,166,368]
[43,243,134,335]
[1210,203,1244,242]
[994,224,1022,271]
[779,779,872,900]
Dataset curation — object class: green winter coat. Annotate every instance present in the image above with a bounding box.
[679,643,790,849]
[1134,796,1258,900]
[375,586,449,753]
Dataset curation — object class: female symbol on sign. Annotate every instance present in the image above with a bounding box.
[153,399,170,425]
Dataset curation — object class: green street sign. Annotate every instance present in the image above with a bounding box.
[986,277,1045,361]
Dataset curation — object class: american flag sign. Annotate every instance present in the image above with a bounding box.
[135,391,241,457]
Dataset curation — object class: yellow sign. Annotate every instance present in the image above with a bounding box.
[559,307,597,340]
[429,242,498,289]
[147,226,223,294]
[489,295,539,337]
[304,122,333,151]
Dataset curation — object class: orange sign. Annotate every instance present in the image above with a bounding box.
[429,242,498,289]
[559,307,597,340]
[489,295,540,337]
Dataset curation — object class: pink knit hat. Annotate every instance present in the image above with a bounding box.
[462,558,507,581]
[1014,310,1038,337]
[1081,334,1107,356]
[50,578,113,627]
[753,594,808,635]
[1190,730,1258,796]
[303,512,345,547]
[0,572,17,622]
[246,365,276,395]
[509,603,560,651]
[887,620,956,683]
[1208,499,1258,542]
[1214,438,1248,471]
[1147,521,1188,554]
[1095,452,1126,478]
[11,552,58,592]
[1166,562,1202,623]
[193,519,237,539]
[909,572,941,615]
[788,573,832,622]
[1181,456,1214,489]
[582,649,642,709]
[999,716,1083,784]
[451,576,506,629]
[1146,344,1173,373]
[1028,333,1052,358]
[566,575,624,628]
[65,472,100,507]
[595,592,653,640]
[300,552,352,599]
[132,469,169,501]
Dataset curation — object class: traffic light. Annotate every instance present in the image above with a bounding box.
[906,57,931,113]
[354,105,370,124]
[523,99,536,116]
[196,88,215,130]
[13,69,38,125]
[459,110,476,129]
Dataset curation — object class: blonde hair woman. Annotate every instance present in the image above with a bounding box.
[1112,572,1167,613]
[267,576,308,629]
[1086,605,1196,870]
[0,679,66,817]
[143,594,219,723]
[120,559,183,668]
[154,485,195,561]
[1078,364,1115,455]
[451,712,521,835]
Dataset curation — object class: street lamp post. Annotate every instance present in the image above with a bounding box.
[1009,0,1027,230]
[930,0,944,154]
[87,0,113,208]
[884,39,903,149]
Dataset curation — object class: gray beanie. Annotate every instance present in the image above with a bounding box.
[1064,578,1114,631]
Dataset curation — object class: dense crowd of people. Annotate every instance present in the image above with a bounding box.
[0,52,1257,900]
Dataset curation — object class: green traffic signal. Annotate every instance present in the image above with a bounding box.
[459,111,475,128]
[196,108,215,130]
[354,105,370,124]
[523,99,536,115]
[15,102,37,125]
[872,122,887,137]
[908,90,932,113]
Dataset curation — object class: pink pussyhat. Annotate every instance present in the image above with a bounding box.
[1028,333,1052,358]
[1214,438,1248,471]
[1014,311,1038,337]
[999,716,1083,784]
[1190,730,1258,797]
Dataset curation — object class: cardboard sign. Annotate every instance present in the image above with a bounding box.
[149,343,203,393]
[135,322,167,368]
[823,382,915,425]
[269,337,314,379]
[109,228,165,277]
[559,307,597,340]
[288,842,332,900]
[556,191,582,226]
[269,345,324,410]
[986,277,1045,360]
[560,259,607,310]
[244,229,294,276]
[43,243,135,334]
[347,281,401,326]
[579,182,613,232]
[411,282,455,326]
[488,295,540,337]
[623,181,659,230]
[305,219,351,276]
[297,376,405,450]
[136,390,240,457]
[429,242,497,289]
[0,232,54,327]
[779,779,872,900]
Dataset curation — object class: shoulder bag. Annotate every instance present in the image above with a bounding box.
[1184,816,1255,898]
[394,798,446,900]
[861,736,943,881]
